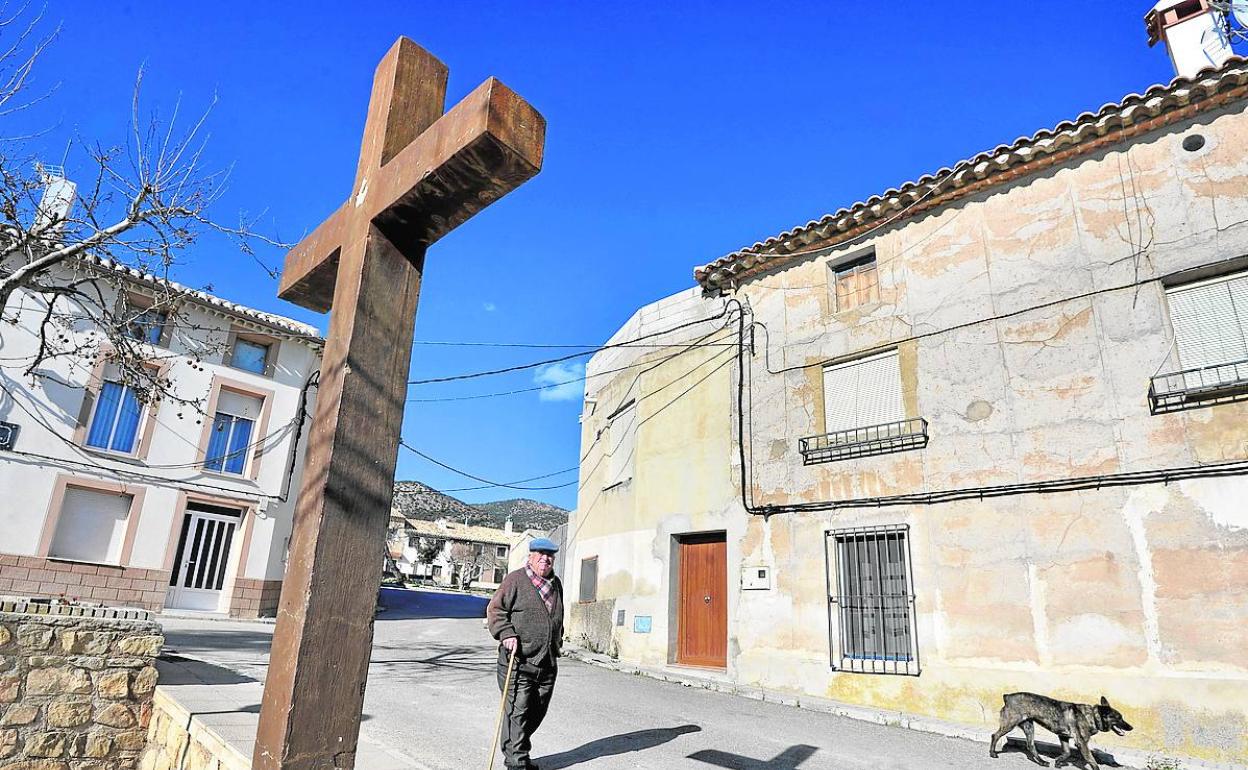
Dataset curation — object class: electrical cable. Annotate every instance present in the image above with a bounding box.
[730,298,1248,517]
[398,441,578,491]
[406,302,732,385]
[407,325,740,403]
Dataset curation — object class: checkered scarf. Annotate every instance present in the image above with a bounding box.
[525,565,554,613]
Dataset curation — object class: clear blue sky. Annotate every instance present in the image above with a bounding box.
[28,1,1187,509]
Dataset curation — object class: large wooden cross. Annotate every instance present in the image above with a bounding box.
[254,38,544,770]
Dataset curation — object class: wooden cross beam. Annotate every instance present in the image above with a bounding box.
[254,38,544,770]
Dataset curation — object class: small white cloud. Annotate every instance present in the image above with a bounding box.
[482,302,497,312]
[533,361,585,402]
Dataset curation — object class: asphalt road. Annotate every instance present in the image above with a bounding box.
[157,587,1098,770]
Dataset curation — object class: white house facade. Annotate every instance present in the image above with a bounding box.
[0,256,321,618]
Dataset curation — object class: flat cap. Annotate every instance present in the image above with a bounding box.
[529,537,559,553]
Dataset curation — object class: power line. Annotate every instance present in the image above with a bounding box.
[399,440,578,491]
[406,304,734,385]
[406,328,739,403]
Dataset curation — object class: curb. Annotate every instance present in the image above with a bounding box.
[560,646,1240,770]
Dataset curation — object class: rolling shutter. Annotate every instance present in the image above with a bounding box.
[49,487,132,564]
[822,350,905,433]
[1166,274,1248,371]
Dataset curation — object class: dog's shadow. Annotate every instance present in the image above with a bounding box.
[999,737,1122,768]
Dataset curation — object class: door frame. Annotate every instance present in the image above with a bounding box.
[162,491,256,613]
[670,530,728,669]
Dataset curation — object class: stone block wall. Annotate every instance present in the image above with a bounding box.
[0,556,171,611]
[138,689,249,770]
[0,600,163,768]
[227,579,281,619]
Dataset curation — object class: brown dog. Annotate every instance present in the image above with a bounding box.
[989,692,1133,768]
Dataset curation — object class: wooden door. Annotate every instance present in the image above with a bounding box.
[677,533,727,667]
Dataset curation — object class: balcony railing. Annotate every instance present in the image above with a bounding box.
[799,418,929,465]
[1149,358,1248,414]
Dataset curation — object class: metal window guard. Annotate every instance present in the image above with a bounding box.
[799,418,929,465]
[1148,358,1248,414]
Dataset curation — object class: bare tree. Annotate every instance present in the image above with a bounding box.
[0,6,285,413]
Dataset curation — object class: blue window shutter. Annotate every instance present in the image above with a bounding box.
[110,386,143,452]
[224,418,254,474]
[204,414,233,471]
[86,382,122,448]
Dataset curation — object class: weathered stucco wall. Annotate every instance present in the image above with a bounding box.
[568,100,1248,764]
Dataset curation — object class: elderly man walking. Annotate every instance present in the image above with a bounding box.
[487,537,564,770]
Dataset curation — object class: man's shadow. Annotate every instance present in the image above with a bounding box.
[534,724,701,769]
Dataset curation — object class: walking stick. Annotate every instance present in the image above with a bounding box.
[487,644,518,770]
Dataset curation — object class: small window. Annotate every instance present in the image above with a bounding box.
[826,526,918,675]
[49,487,133,564]
[231,338,272,375]
[604,400,637,489]
[497,545,507,559]
[830,253,879,313]
[85,379,144,454]
[204,389,263,475]
[123,307,168,346]
[579,556,598,603]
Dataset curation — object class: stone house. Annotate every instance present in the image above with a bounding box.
[387,517,521,590]
[564,54,1248,765]
[0,251,321,618]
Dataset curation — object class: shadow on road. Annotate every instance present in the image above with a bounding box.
[535,724,702,769]
[377,587,489,620]
[156,654,259,685]
[688,744,818,769]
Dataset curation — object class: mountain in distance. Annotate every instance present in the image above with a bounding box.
[391,480,569,533]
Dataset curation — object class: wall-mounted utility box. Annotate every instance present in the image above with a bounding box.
[741,565,772,590]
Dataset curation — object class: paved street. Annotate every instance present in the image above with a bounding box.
[158,588,1110,770]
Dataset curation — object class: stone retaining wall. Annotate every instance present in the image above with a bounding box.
[137,689,249,770]
[0,600,163,768]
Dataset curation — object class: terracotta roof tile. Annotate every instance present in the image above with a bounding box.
[695,57,1248,293]
[76,254,322,342]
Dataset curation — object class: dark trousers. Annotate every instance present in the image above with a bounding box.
[497,658,557,768]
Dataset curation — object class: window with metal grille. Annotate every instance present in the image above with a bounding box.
[801,350,927,463]
[579,556,598,603]
[825,525,919,675]
[830,253,880,313]
[1151,270,1248,412]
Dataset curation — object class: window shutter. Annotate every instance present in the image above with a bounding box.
[50,487,132,564]
[823,350,905,433]
[216,390,264,420]
[605,401,637,487]
[1167,276,1248,371]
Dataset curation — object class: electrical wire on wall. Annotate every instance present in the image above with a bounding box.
[728,284,1248,518]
